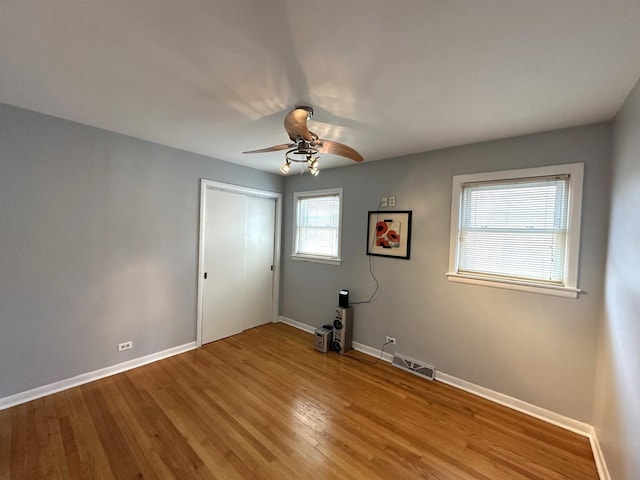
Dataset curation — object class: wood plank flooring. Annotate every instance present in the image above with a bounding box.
[0,322,599,479]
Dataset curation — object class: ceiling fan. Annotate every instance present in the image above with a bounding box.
[243,106,364,175]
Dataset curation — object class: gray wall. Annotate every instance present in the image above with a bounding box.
[2,97,625,451]
[593,79,640,479]
[0,103,282,398]
[281,124,611,422]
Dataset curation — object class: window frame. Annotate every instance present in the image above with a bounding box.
[447,163,584,298]
[291,188,343,265]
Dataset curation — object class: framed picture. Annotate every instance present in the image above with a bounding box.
[366,210,412,259]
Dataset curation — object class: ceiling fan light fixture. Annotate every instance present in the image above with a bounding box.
[306,154,319,175]
[280,161,291,174]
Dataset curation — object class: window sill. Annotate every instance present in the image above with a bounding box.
[445,273,580,298]
[291,254,341,266]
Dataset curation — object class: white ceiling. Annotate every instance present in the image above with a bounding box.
[2,1,640,174]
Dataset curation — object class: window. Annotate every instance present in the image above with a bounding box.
[447,163,584,298]
[292,188,342,265]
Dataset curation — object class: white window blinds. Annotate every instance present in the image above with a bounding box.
[295,193,340,258]
[458,175,570,285]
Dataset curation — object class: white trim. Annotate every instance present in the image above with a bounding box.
[278,316,395,360]
[290,254,341,266]
[277,315,316,333]
[196,181,207,347]
[588,427,611,480]
[447,163,584,297]
[352,341,395,363]
[434,371,591,436]
[0,342,196,410]
[197,179,282,347]
[292,187,343,264]
[278,315,609,478]
[446,273,581,298]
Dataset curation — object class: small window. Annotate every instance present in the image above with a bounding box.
[447,163,583,298]
[292,188,342,265]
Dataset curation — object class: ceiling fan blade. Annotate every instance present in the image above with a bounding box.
[243,143,295,154]
[317,139,364,163]
[284,106,314,142]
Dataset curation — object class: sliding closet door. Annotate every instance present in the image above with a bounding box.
[201,187,276,344]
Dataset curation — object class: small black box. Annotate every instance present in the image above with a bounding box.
[339,289,349,308]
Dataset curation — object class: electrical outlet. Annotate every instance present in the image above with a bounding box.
[380,196,388,207]
[118,341,133,351]
[388,196,396,207]
[386,336,396,345]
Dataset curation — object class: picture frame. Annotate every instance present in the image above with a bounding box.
[366,210,412,259]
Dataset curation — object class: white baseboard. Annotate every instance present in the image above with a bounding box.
[352,341,395,363]
[277,315,610,480]
[0,341,197,410]
[277,315,316,334]
[434,371,592,437]
[433,371,609,480]
[588,427,611,480]
[278,316,395,361]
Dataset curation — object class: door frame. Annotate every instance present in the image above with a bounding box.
[196,179,282,347]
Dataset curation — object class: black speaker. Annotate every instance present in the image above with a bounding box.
[339,289,349,308]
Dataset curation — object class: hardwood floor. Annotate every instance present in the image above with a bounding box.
[0,322,598,479]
